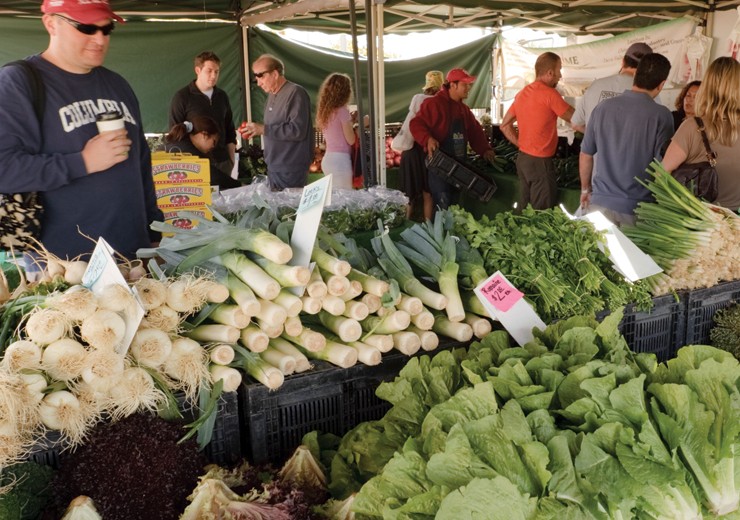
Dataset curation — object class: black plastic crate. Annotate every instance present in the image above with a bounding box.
[598,293,687,361]
[239,341,467,465]
[685,280,740,346]
[426,150,497,202]
[178,391,242,466]
[27,391,240,468]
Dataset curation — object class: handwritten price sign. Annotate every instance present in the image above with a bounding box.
[479,273,523,312]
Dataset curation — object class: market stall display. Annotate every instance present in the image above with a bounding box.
[1,153,739,519]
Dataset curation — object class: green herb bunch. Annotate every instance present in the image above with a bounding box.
[449,205,652,322]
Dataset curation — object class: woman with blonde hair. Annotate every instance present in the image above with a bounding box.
[663,57,740,211]
[316,73,356,189]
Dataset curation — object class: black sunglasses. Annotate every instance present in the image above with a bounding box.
[252,69,274,79]
[54,14,115,36]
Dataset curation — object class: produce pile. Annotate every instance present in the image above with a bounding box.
[710,303,740,360]
[0,262,237,471]
[449,205,654,322]
[625,162,740,295]
[315,310,740,519]
[138,207,496,393]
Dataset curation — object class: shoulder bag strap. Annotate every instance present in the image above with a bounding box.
[694,116,717,166]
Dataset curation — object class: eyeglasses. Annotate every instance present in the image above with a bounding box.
[253,69,274,79]
[54,14,115,36]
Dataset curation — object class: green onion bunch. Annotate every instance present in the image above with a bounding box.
[625,161,740,295]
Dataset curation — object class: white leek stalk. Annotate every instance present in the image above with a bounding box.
[209,304,250,329]
[397,294,423,316]
[208,343,235,365]
[392,331,421,356]
[248,253,310,287]
[322,270,350,296]
[273,290,303,317]
[300,296,322,315]
[256,297,288,327]
[221,252,280,300]
[321,295,346,316]
[260,345,296,375]
[339,280,364,302]
[407,325,439,351]
[297,338,357,368]
[306,267,328,298]
[186,324,240,344]
[255,318,284,338]
[282,327,326,352]
[464,313,493,338]
[312,246,351,276]
[209,365,242,392]
[270,338,311,373]
[343,300,369,321]
[410,309,435,330]
[361,293,382,314]
[225,271,261,316]
[361,310,411,334]
[348,268,389,297]
[239,325,269,353]
[432,315,473,342]
[348,340,382,366]
[363,334,394,353]
[284,315,303,337]
[319,311,362,343]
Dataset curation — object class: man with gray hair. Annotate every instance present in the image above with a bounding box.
[572,42,653,133]
[240,54,313,190]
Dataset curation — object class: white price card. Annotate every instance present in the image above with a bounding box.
[288,175,333,295]
[474,271,545,346]
[82,238,145,355]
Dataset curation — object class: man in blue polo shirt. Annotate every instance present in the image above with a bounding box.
[579,53,673,226]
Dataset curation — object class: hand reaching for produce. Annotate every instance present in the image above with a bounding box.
[82,129,131,174]
[580,189,591,209]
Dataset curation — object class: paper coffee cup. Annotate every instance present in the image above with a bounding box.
[96,111,125,133]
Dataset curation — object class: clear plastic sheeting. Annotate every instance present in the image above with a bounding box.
[210,179,408,235]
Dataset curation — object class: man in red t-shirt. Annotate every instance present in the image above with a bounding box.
[500,52,574,210]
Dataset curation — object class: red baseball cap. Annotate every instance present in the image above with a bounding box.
[42,0,124,24]
[446,68,476,83]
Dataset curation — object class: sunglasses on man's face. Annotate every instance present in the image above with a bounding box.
[252,69,274,80]
[54,14,116,36]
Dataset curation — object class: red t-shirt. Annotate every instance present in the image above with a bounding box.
[509,81,571,158]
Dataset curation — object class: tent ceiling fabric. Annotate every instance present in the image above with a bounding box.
[242,0,730,34]
[0,0,732,33]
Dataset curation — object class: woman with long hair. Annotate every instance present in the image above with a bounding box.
[671,80,701,131]
[663,57,740,211]
[164,115,240,190]
[316,73,356,190]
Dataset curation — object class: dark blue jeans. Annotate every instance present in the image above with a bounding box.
[427,168,459,212]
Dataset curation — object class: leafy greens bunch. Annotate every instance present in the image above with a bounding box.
[449,205,653,322]
[320,310,740,518]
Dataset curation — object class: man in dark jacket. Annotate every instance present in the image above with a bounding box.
[410,68,495,212]
[169,51,237,182]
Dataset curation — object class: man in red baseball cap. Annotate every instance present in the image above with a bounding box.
[409,68,495,215]
[0,0,163,261]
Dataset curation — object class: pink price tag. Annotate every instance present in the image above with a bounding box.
[480,273,524,312]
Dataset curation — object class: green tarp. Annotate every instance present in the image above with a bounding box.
[0,18,494,133]
[0,17,243,133]
[247,26,496,124]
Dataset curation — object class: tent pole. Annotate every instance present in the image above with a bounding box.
[375,0,387,187]
[365,0,378,186]
[349,0,371,186]
[242,25,252,123]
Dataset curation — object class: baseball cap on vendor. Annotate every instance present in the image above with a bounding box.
[625,42,652,61]
[446,68,476,84]
[42,0,124,24]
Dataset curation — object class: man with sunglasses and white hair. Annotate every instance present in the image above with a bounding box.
[239,54,313,190]
[0,0,162,261]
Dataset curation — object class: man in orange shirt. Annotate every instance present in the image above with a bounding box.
[500,52,574,210]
